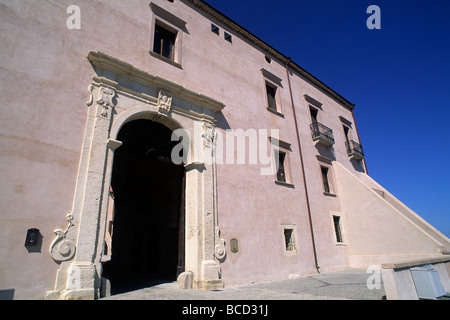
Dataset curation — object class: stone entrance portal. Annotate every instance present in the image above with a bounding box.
[102,119,186,295]
[45,52,226,300]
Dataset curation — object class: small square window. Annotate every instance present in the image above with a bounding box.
[211,23,219,35]
[224,31,232,43]
[333,215,343,243]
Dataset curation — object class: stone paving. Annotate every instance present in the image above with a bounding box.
[101,269,386,300]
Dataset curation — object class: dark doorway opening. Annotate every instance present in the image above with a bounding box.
[102,119,185,295]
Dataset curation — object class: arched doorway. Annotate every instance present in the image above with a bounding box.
[47,59,226,299]
[102,119,185,295]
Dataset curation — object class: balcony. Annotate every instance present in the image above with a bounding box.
[345,140,365,160]
[310,122,335,147]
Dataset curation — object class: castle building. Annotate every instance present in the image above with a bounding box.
[0,0,449,300]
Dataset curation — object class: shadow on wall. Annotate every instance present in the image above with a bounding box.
[350,159,365,173]
[315,144,366,173]
[0,289,15,300]
[315,144,336,161]
[215,111,231,131]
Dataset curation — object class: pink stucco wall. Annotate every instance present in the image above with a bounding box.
[0,0,447,299]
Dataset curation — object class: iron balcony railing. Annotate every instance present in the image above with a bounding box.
[310,122,335,146]
[345,140,364,160]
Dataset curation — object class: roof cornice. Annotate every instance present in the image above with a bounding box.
[184,0,355,111]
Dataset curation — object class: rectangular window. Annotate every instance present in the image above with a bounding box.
[276,151,287,183]
[321,166,331,193]
[149,3,186,67]
[333,216,343,243]
[270,137,293,187]
[282,225,298,254]
[261,69,284,116]
[343,126,350,144]
[153,24,177,60]
[266,83,277,111]
[310,107,319,123]
[284,229,296,252]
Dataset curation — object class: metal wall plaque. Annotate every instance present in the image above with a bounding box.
[230,238,238,253]
[25,228,40,247]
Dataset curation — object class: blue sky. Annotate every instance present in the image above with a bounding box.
[205,0,450,237]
